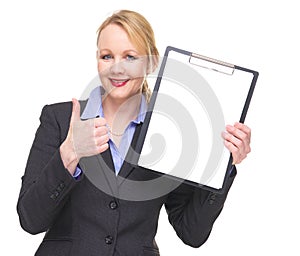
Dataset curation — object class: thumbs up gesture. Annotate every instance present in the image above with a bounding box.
[60,98,109,174]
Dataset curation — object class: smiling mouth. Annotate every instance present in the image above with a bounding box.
[110,79,129,87]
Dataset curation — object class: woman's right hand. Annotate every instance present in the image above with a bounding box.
[60,98,109,174]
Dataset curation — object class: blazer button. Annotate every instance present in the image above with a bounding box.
[50,190,59,200]
[208,199,214,205]
[59,182,65,188]
[210,193,216,200]
[50,194,56,200]
[56,183,65,192]
[109,201,118,210]
[105,235,113,245]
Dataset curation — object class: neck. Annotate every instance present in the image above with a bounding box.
[102,93,142,133]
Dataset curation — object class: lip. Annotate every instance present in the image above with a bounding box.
[110,78,130,87]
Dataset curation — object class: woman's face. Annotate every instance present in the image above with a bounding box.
[97,24,148,103]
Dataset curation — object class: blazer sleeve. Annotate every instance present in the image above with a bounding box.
[17,103,80,235]
[164,167,236,248]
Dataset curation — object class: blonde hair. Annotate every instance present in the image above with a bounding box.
[96,10,159,103]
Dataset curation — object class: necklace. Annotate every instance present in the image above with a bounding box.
[107,124,125,137]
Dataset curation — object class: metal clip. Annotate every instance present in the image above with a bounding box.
[189,53,235,75]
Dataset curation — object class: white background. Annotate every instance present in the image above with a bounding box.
[1,0,299,255]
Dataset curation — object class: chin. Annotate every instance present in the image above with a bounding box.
[105,89,133,102]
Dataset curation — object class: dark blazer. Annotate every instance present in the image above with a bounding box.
[17,101,236,256]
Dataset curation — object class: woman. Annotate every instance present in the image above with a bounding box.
[17,10,251,256]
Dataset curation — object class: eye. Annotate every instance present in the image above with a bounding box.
[101,54,113,60]
[126,55,138,61]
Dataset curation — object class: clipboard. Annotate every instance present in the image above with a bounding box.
[132,46,259,194]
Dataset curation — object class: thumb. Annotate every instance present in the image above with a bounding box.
[70,98,81,123]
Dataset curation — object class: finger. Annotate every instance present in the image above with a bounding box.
[95,134,110,146]
[94,117,107,128]
[226,125,250,144]
[94,126,109,137]
[223,140,241,164]
[228,124,251,154]
[222,131,248,163]
[224,130,251,156]
[96,142,109,154]
[234,122,251,139]
[70,98,81,123]
[222,131,244,149]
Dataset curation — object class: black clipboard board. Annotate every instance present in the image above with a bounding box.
[132,46,259,194]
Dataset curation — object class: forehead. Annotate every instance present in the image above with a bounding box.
[98,24,145,54]
[98,24,134,50]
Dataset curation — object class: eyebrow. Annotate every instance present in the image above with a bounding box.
[98,49,140,55]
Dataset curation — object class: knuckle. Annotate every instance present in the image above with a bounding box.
[232,147,239,154]
[102,126,109,134]
[236,140,243,148]
[104,134,109,142]
[97,143,108,153]
[229,133,235,140]
[94,128,101,137]
[98,117,107,126]
[240,133,247,141]
[95,135,109,147]
[223,133,229,140]
[96,127,108,136]
[244,127,251,137]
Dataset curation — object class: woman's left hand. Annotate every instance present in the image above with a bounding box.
[222,122,251,165]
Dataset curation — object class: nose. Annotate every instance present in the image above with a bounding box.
[110,58,126,74]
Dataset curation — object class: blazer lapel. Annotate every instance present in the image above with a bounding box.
[96,149,119,197]
[79,99,119,197]
[79,150,119,198]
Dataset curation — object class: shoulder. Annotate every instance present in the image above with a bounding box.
[42,101,72,117]
[41,100,88,119]
[39,102,71,129]
[36,101,73,139]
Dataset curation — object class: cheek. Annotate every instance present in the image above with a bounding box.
[98,62,110,75]
[97,63,111,90]
[126,62,147,78]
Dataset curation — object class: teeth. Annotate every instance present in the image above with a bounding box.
[112,79,127,82]
[111,79,128,85]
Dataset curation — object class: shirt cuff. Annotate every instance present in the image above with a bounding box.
[73,166,82,180]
